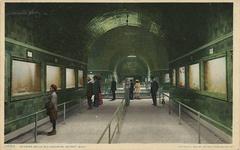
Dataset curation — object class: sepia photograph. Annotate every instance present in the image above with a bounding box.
[1,0,240,150]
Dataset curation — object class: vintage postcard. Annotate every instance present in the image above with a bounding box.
[0,0,240,150]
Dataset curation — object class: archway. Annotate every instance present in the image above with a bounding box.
[113,55,151,84]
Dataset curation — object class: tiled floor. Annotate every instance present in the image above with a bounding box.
[114,99,225,144]
[10,98,225,144]
[25,99,122,143]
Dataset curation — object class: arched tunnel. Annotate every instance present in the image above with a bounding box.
[3,3,234,145]
[87,10,169,89]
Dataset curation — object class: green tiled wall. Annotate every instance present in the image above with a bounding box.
[5,42,87,134]
[169,34,233,135]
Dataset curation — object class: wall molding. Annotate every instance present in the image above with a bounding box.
[169,32,233,64]
[151,69,169,72]
[5,37,87,65]
[88,69,113,72]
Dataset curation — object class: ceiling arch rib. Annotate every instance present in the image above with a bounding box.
[86,10,160,39]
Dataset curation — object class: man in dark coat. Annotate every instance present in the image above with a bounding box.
[87,77,93,109]
[110,78,116,100]
[93,75,100,107]
[129,79,134,100]
[45,84,58,136]
[151,77,159,106]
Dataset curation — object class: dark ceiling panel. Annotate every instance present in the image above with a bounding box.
[5,3,233,67]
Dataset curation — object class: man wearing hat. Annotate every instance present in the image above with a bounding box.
[87,77,93,109]
[46,84,58,136]
[93,75,101,107]
[150,77,159,106]
[110,77,117,101]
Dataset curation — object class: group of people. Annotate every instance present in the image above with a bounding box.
[45,75,102,136]
[44,76,159,136]
[87,75,102,109]
[109,78,141,101]
[110,77,159,107]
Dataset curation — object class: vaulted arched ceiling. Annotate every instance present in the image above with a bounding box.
[86,9,168,72]
[87,25,168,72]
[5,3,233,73]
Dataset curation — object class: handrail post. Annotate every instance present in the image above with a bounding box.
[178,103,181,125]
[158,91,161,105]
[34,112,37,143]
[162,93,165,104]
[108,124,111,144]
[79,99,83,113]
[117,112,120,134]
[168,97,171,115]
[198,112,201,144]
[63,102,66,124]
[97,99,126,144]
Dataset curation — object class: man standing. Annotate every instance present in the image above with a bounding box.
[87,77,93,109]
[93,75,100,107]
[151,77,159,106]
[129,79,134,100]
[124,79,130,106]
[46,84,58,136]
[110,78,116,100]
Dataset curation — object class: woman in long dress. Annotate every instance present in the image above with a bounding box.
[134,80,141,99]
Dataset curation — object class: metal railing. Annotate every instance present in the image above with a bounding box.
[5,99,80,143]
[97,98,126,144]
[160,92,232,144]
